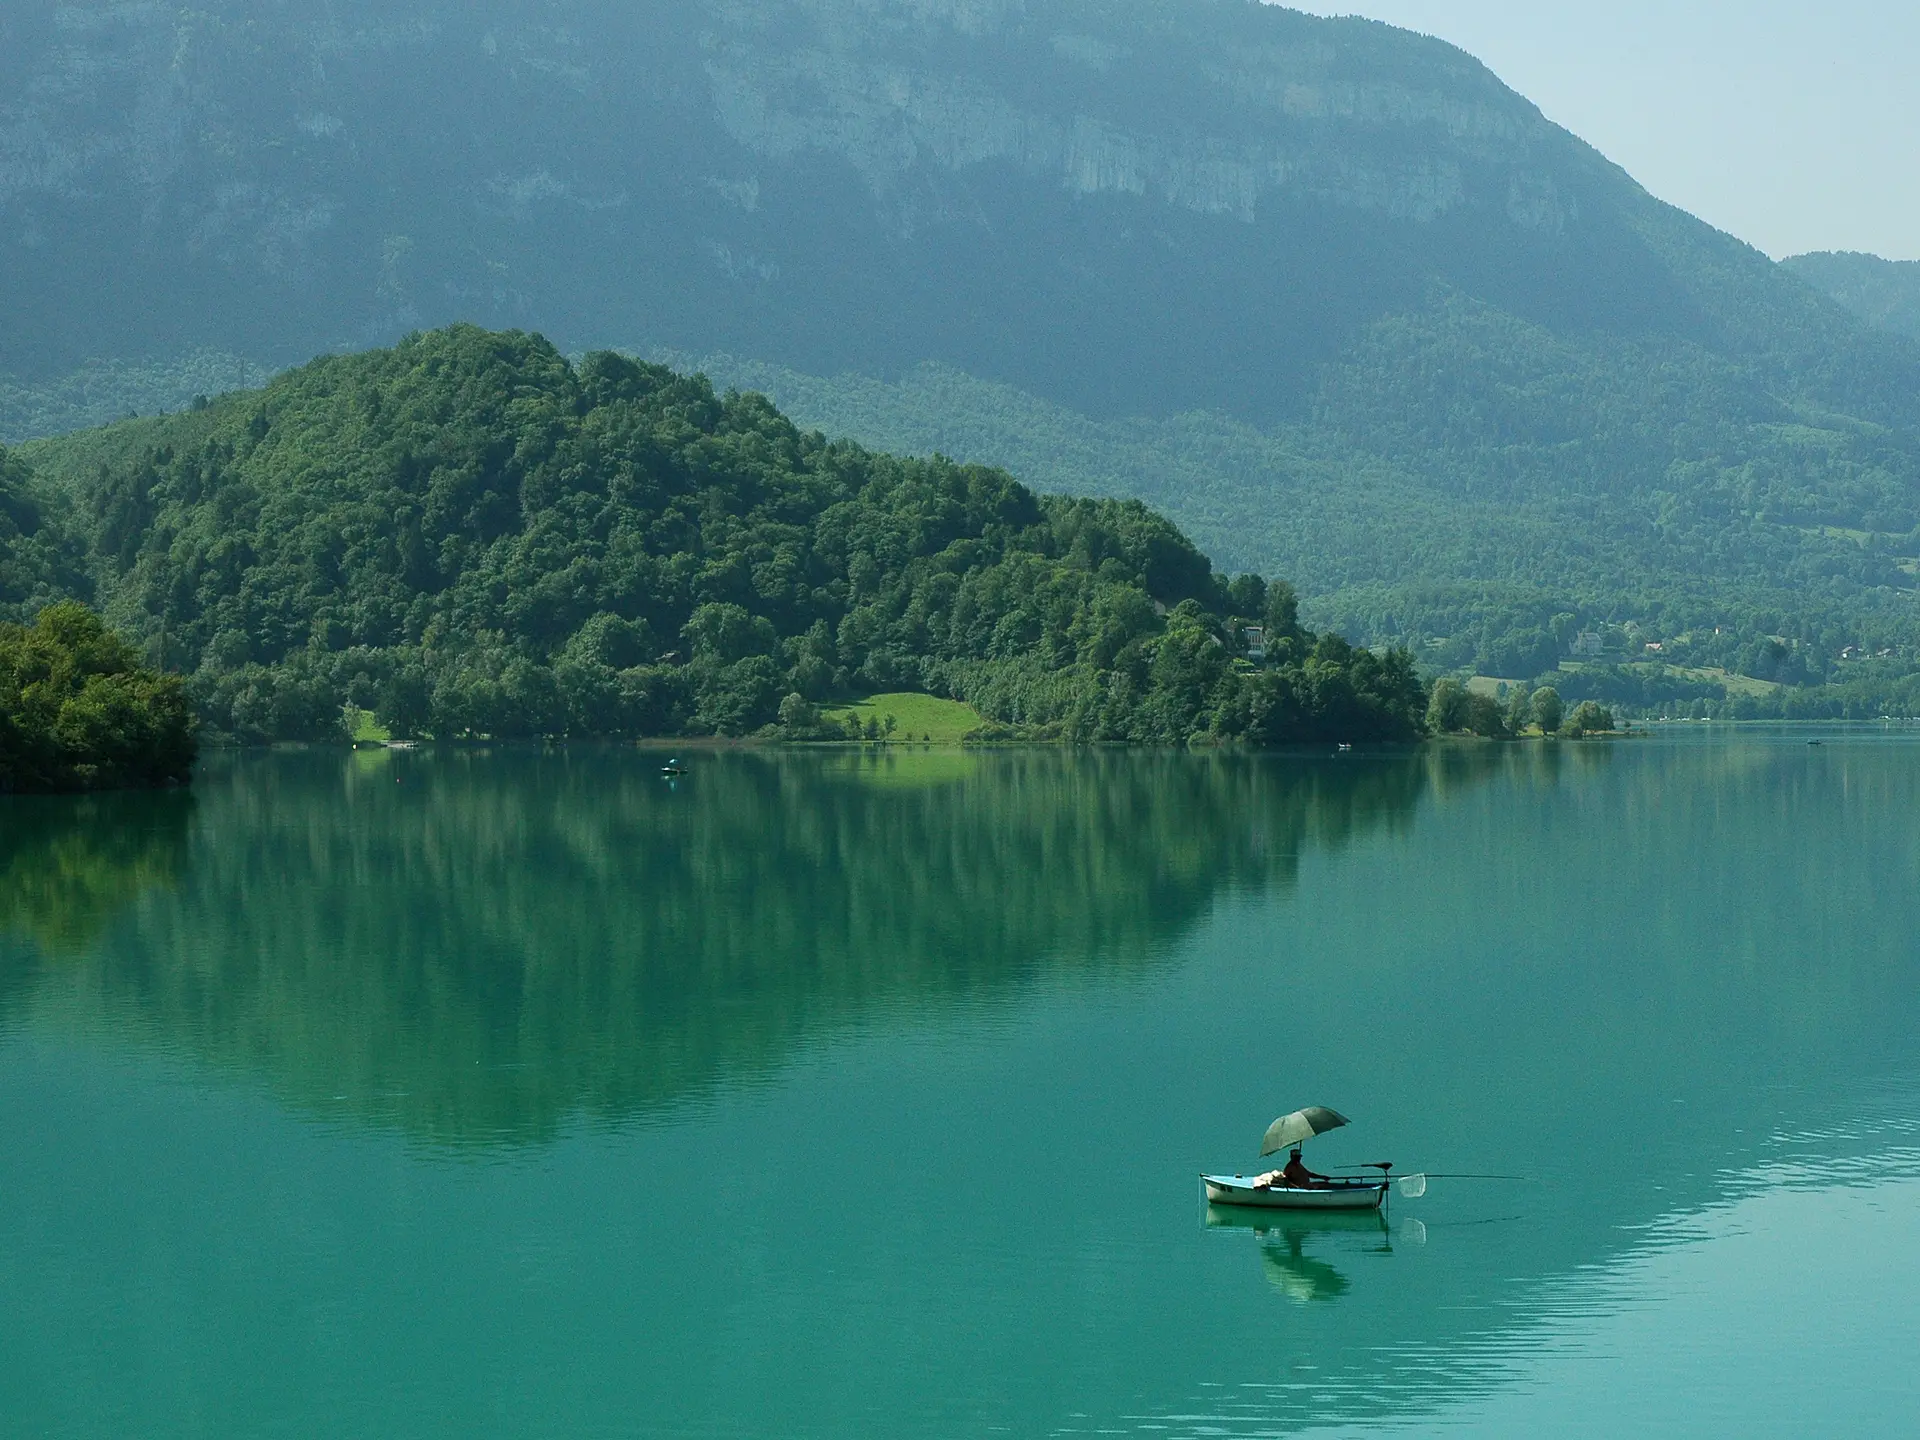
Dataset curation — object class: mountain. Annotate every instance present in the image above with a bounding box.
[4,0,1919,694]
[1785,252,1920,343]
[5,0,1902,410]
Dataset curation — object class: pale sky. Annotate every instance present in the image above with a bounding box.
[1283,1,1920,260]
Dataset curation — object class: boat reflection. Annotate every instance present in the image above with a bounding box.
[1206,1205,1413,1304]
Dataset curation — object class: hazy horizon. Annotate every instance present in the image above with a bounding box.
[1286,0,1919,262]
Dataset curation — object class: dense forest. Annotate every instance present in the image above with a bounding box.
[1785,252,1920,344]
[11,326,1426,747]
[0,445,85,620]
[671,310,1920,720]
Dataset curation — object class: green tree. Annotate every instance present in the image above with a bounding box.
[1426,677,1470,733]
[0,602,197,792]
[1506,684,1534,733]
[1464,692,1509,738]
[1531,686,1564,735]
[1264,580,1305,652]
[776,691,821,738]
[1562,700,1615,737]
[1225,573,1268,621]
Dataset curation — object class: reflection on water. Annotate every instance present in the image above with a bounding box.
[1,745,1479,1145]
[2,732,1917,1439]
[1205,1207,1403,1304]
[1261,1230,1352,1304]
[0,790,194,1013]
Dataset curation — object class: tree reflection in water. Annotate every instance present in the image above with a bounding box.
[0,790,195,1021]
[0,744,1505,1145]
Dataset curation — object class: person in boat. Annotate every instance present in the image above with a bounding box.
[1252,1146,1331,1190]
[1282,1146,1329,1189]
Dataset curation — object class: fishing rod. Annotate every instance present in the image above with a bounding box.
[1328,1164,1536,1181]
[1322,1165,1538,1198]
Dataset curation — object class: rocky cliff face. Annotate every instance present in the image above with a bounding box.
[1,0,1789,421]
[698,2,1568,228]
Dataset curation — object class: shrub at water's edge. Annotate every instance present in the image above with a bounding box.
[0,602,198,792]
[20,326,1427,747]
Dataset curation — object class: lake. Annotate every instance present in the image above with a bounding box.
[3,732,1916,1437]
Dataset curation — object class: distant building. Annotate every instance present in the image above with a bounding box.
[1243,626,1266,661]
[1571,631,1605,658]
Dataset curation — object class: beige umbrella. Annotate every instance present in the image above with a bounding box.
[1260,1106,1352,1155]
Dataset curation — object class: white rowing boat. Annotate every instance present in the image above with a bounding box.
[1203,1104,1395,1210]
[1200,1174,1387,1210]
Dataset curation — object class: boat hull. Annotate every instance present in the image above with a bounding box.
[1201,1174,1387,1210]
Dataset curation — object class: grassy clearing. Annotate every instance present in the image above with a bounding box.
[343,705,392,744]
[1556,660,1781,701]
[1663,664,1780,699]
[1467,675,1531,697]
[819,692,984,743]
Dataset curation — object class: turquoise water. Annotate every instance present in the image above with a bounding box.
[2,733,1916,1437]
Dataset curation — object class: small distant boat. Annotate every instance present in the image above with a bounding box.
[1202,1104,1392,1211]
[660,757,687,776]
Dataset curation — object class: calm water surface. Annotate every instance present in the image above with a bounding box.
[2,732,1916,1437]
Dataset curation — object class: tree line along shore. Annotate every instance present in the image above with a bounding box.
[1,327,1428,788]
[2,327,1642,794]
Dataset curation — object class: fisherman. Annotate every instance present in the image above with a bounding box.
[1282,1146,1328,1188]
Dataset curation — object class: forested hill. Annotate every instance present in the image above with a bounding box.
[5,0,1920,697]
[1786,253,1920,343]
[11,327,1424,745]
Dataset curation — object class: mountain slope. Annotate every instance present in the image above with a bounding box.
[4,0,1906,414]
[1786,252,1920,343]
[5,0,1919,687]
[0,445,87,622]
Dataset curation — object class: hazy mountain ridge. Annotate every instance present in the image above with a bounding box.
[7,0,1881,413]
